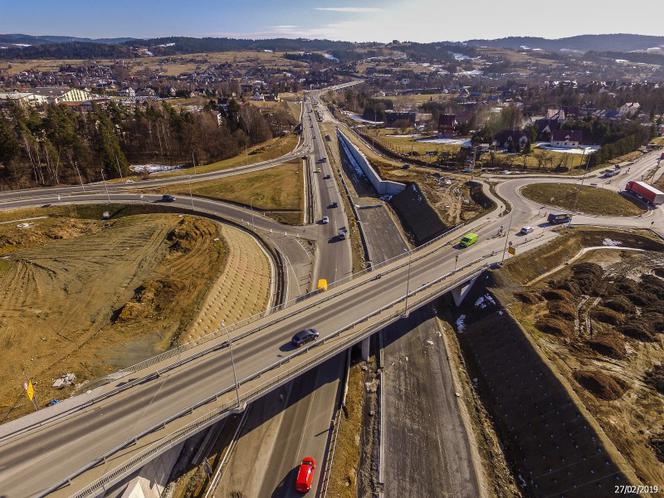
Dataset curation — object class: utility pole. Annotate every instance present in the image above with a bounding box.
[100,169,111,204]
[222,321,241,407]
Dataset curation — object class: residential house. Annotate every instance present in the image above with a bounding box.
[551,129,583,148]
[384,110,416,127]
[438,114,458,137]
[493,130,530,153]
[618,102,640,118]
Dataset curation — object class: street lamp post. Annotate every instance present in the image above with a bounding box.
[501,209,515,264]
[100,169,111,203]
[222,321,241,407]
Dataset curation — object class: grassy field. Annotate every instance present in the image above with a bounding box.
[521,183,645,216]
[360,128,461,164]
[380,93,453,108]
[251,99,302,121]
[488,149,587,170]
[498,227,663,285]
[167,160,304,225]
[156,134,298,179]
[0,51,308,77]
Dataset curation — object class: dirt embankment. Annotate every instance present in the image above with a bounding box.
[444,280,638,498]
[338,125,487,227]
[512,250,664,489]
[0,210,228,421]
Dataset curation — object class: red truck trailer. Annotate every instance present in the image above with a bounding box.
[625,180,664,205]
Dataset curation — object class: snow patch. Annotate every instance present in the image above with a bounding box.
[474,294,496,310]
[602,238,623,247]
[455,314,466,333]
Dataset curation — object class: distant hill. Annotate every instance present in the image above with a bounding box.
[0,35,359,60]
[0,33,136,46]
[4,32,664,61]
[466,34,664,53]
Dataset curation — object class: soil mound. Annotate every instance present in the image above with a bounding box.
[536,317,574,337]
[571,262,605,295]
[514,291,542,304]
[619,322,656,342]
[645,364,664,395]
[548,301,577,321]
[602,296,635,314]
[541,289,574,302]
[587,333,626,359]
[590,307,625,326]
[574,370,628,400]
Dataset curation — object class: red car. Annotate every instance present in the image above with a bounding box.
[295,456,316,493]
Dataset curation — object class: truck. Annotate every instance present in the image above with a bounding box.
[547,213,572,225]
[625,180,664,205]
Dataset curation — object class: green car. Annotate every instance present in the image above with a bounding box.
[459,232,479,248]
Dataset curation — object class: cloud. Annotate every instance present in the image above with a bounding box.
[314,7,383,13]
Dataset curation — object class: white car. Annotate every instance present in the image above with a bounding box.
[519,226,534,235]
[321,216,330,224]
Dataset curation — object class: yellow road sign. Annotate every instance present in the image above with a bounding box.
[508,246,516,256]
[24,380,35,401]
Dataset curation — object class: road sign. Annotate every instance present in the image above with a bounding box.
[24,380,35,401]
[508,246,516,256]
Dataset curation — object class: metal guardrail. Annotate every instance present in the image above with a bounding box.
[0,206,479,448]
[52,256,489,497]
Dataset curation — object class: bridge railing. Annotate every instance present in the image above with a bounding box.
[0,212,485,446]
[56,255,491,497]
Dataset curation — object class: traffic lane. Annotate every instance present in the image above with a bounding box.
[358,205,408,265]
[0,149,308,203]
[382,306,480,498]
[0,193,308,238]
[0,216,512,494]
[257,357,343,498]
[217,99,345,498]
[0,230,494,489]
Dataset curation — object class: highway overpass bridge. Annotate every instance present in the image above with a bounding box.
[0,223,495,497]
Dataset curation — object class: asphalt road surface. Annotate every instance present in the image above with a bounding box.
[0,162,535,496]
[210,93,351,498]
[381,306,481,498]
[1,86,660,495]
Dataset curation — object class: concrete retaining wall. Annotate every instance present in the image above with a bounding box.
[337,130,405,196]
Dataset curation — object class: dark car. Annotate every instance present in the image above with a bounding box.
[547,213,572,225]
[161,194,176,202]
[292,328,319,347]
[323,174,331,179]
[328,201,338,208]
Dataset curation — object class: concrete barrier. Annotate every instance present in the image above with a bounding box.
[337,130,405,196]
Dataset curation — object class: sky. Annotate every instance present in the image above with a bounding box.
[1,0,664,42]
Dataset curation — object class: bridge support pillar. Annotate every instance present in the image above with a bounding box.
[360,337,370,361]
[120,443,183,498]
[451,276,479,307]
